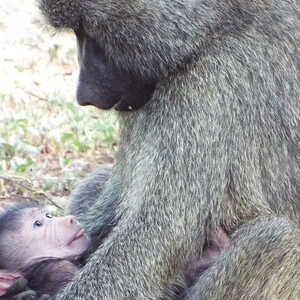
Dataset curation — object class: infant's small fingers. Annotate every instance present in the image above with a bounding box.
[13,290,37,300]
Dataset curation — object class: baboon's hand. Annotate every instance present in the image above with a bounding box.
[0,277,33,299]
[12,290,37,300]
[37,295,52,300]
[13,291,52,300]
[0,277,51,300]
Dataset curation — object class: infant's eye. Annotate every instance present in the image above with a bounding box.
[33,220,42,228]
[45,212,53,219]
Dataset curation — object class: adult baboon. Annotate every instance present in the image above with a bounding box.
[38,0,300,299]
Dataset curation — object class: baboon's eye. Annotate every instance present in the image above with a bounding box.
[33,220,43,228]
[45,212,53,219]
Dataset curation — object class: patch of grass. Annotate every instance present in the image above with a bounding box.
[0,0,118,212]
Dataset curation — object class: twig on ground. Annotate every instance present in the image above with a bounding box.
[0,174,63,211]
[20,88,49,102]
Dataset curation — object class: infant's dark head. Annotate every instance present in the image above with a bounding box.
[0,202,89,271]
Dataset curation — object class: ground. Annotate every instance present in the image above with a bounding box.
[0,0,117,214]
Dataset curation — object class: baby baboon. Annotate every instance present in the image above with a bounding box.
[0,203,89,299]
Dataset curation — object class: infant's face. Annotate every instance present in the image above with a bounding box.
[11,208,89,267]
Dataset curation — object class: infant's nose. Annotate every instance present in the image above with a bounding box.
[64,215,77,226]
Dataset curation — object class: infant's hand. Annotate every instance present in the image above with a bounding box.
[0,271,23,297]
[0,277,37,300]
[0,271,52,300]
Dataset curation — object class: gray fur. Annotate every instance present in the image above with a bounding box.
[38,0,300,299]
[67,164,122,254]
[67,164,112,225]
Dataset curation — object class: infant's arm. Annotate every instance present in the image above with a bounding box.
[25,259,79,297]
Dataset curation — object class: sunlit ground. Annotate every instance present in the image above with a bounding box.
[0,0,117,213]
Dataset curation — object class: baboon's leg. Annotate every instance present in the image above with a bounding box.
[185,217,300,300]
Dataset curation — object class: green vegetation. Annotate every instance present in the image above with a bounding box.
[0,0,117,212]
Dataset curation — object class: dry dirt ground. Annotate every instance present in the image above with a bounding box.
[0,0,116,214]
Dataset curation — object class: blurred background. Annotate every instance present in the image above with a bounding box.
[0,0,118,213]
